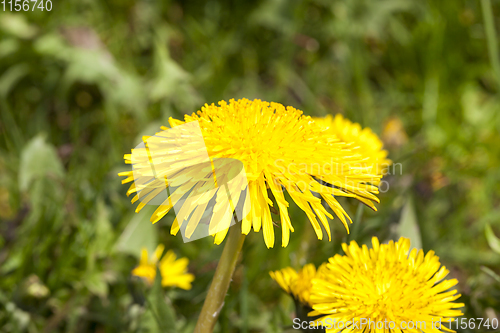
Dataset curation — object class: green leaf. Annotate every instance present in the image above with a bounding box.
[18,134,65,192]
[0,38,20,58]
[398,197,422,250]
[84,271,109,298]
[0,63,29,98]
[0,250,22,274]
[93,200,114,256]
[480,266,500,284]
[485,224,500,255]
[149,37,191,103]
[461,85,494,126]
[0,13,37,39]
[86,200,115,272]
[114,206,158,258]
[146,268,178,333]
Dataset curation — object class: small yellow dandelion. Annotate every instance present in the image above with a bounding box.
[120,99,383,248]
[314,114,391,175]
[159,250,195,290]
[132,245,194,290]
[310,237,464,332]
[270,263,325,307]
[132,245,165,285]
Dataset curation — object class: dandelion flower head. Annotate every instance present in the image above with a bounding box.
[314,114,391,176]
[310,237,464,332]
[132,245,194,290]
[120,99,383,248]
[270,263,325,307]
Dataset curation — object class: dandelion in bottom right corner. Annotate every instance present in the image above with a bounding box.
[310,237,464,332]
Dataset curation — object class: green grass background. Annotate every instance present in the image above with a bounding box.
[0,0,500,332]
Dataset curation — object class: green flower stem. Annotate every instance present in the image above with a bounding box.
[481,0,500,87]
[194,225,245,333]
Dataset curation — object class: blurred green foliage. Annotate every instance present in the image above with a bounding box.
[1,0,500,332]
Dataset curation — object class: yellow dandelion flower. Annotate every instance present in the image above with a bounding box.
[270,263,325,307]
[159,250,195,290]
[132,245,194,290]
[120,99,382,248]
[314,114,391,176]
[309,237,464,332]
[132,244,165,285]
[270,267,298,295]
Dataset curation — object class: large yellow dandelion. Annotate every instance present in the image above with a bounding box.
[120,99,383,248]
[314,114,391,176]
[310,237,464,332]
